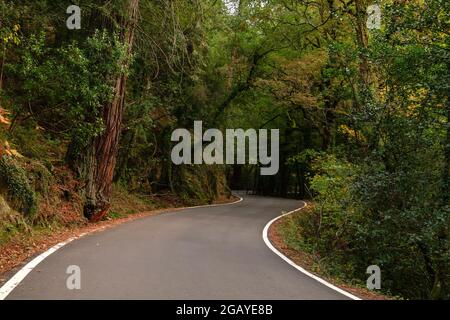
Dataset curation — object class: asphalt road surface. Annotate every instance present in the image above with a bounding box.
[6,194,349,300]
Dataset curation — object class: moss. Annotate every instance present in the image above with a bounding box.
[26,160,53,197]
[0,195,31,245]
[0,156,37,217]
[10,123,66,162]
[173,165,227,205]
[109,184,161,216]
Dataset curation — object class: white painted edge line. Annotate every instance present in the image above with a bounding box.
[0,195,243,300]
[0,235,76,300]
[262,201,362,300]
[184,194,243,210]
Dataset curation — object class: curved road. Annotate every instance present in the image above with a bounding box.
[6,195,349,299]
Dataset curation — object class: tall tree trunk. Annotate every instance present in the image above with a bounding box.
[84,0,140,222]
[354,0,371,90]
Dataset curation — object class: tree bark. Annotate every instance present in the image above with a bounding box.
[354,0,371,89]
[83,0,140,222]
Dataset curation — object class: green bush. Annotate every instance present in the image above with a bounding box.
[0,156,37,217]
[172,165,227,205]
[297,153,449,299]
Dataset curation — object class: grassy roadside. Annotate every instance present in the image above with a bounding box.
[0,186,236,280]
[269,204,397,300]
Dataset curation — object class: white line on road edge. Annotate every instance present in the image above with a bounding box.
[185,194,243,210]
[0,196,243,300]
[262,201,362,300]
[0,235,77,300]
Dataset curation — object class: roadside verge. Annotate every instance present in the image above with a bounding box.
[264,202,391,300]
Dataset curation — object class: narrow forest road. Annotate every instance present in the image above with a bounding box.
[4,194,352,300]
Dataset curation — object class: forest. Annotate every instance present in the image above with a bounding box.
[0,0,448,299]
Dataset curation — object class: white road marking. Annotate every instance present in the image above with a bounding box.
[262,201,362,300]
[0,196,243,300]
[184,195,243,209]
[2,195,356,300]
[0,237,77,300]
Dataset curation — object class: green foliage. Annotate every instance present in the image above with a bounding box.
[277,0,450,300]
[297,147,449,299]
[173,165,227,205]
[0,156,37,217]
[309,155,357,221]
[8,29,127,146]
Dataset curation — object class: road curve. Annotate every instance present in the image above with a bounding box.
[6,194,349,300]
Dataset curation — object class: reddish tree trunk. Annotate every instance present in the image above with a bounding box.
[84,0,140,222]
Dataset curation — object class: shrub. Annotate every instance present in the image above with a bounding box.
[0,156,37,217]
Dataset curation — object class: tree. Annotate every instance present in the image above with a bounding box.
[82,0,140,222]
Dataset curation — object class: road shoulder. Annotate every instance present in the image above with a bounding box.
[268,204,392,300]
